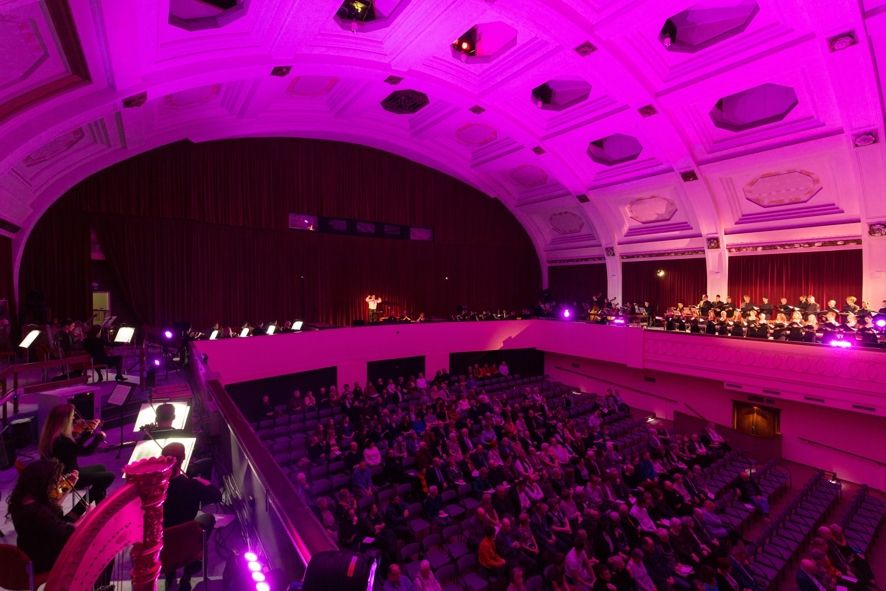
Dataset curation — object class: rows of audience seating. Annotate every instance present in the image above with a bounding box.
[250,373,881,591]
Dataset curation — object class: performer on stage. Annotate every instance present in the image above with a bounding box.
[365,294,382,323]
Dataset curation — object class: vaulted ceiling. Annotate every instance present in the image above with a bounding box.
[3,0,886,271]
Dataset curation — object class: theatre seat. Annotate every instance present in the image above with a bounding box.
[0,544,48,591]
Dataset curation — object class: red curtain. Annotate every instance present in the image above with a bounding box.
[548,264,607,305]
[22,139,541,328]
[728,250,863,305]
[0,236,15,348]
[621,258,707,313]
[18,203,91,324]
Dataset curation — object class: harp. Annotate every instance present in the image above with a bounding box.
[45,456,176,591]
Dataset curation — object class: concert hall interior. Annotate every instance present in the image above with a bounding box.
[4,1,886,590]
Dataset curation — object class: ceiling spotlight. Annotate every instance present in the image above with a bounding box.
[336,0,375,23]
[656,269,665,278]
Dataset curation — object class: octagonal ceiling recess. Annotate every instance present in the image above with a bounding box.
[381,90,429,114]
[334,0,410,33]
[587,134,643,166]
[549,211,585,235]
[531,80,591,111]
[455,123,497,146]
[451,22,518,62]
[510,165,549,188]
[660,0,760,53]
[168,0,246,31]
[628,196,678,224]
[710,83,799,131]
[743,170,822,208]
[1,0,883,271]
[0,17,47,87]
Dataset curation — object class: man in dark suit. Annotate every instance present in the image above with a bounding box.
[740,295,756,318]
[798,295,809,315]
[711,295,723,315]
[796,558,827,591]
[759,297,773,318]
[878,299,886,315]
[780,297,793,317]
[699,295,712,317]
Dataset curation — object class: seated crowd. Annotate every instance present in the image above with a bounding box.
[253,370,878,591]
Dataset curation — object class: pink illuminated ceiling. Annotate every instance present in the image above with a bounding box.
[2,0,886,269]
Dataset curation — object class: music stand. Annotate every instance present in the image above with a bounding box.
[107,383,135,458]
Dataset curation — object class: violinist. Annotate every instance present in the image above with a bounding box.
[7,459,79,573]
[39,403,115,503]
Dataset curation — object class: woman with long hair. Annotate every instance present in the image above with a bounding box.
[39,403,115,503]
[7,459,76,573]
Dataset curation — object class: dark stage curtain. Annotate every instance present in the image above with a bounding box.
[621,258,707,313]
[23,139,541,328]
[0,236,14,348]
[728,250,862,305]
[18,203,91,325]
[548,264,607,306]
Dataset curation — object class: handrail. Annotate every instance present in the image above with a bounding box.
[552,365,679,403]
[206,379,338,566]
[797,437,886,467]
[0,354,94,425]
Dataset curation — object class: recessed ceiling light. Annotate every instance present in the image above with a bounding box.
[468,105,486,114]
[270,66,292,77]
[574,41,597,56]
[638,104,658,117]
[531,146,546,155]
[853,131,878,147]
[828,31,858,52]
[384,75,404,85]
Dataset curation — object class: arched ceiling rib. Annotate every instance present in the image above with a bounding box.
[2,0,886,271]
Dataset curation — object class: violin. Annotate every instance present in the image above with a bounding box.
[50,470,79,504]
[72,410,105,439]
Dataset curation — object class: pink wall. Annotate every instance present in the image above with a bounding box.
[193,320,644,386]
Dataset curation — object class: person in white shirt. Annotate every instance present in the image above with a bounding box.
[365,294,382,323]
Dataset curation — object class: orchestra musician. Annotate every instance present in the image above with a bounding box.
[39,403,115,504]
[82,324,125,382]
[7,459,81,573]
[161,442,222,591]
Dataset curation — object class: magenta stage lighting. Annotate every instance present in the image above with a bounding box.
[244,552,258,562]
[612,318,626,325]
[163,329,174,339]
[562,308,572,319]
[152,358,161,367]
[829,339,852,349]
[876,319,886,329]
